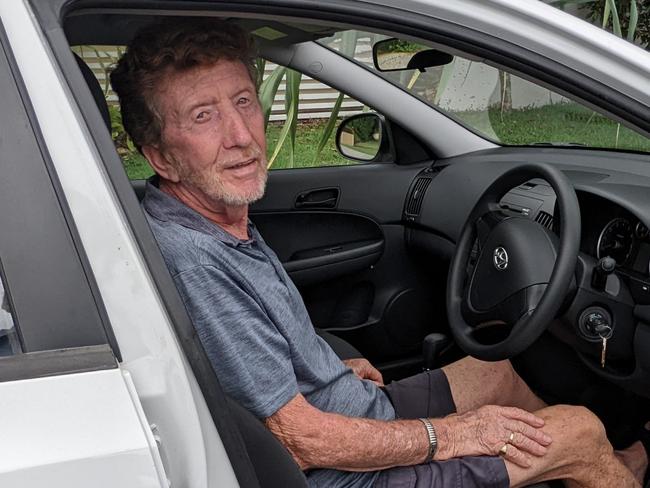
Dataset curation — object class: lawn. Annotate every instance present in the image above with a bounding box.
[458,103,650,153]
[118,104,650,180]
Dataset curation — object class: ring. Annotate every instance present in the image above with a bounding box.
[509,432,515,443]
[499,444,508,456]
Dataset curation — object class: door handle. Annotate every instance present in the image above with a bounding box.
[294,187,340,209]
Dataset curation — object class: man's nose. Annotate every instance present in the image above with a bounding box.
[222,104,254,149]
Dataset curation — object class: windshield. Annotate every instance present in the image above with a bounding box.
[319,31,650,154]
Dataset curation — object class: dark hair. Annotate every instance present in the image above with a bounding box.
[110,18,257,151]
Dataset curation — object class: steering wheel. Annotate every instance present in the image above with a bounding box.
[446,163,581,361]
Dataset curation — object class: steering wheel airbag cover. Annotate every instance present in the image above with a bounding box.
[469,217,557,311]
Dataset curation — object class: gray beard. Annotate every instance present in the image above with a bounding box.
[178,158,269,208]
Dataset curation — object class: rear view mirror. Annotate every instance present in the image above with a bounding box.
[336,114,383,162]
[373,38,453,72]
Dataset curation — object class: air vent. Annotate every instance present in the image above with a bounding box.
[535,210,554,230]
[405,176,432,219]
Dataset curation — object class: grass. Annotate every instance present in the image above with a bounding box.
[265,119,351,169]
[118,106,650,180]
[457,103,650,152]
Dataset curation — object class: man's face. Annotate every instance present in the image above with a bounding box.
[154,59,267,207]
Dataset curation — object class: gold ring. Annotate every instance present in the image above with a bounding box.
[509,432,515,443]
[499,444,508,456]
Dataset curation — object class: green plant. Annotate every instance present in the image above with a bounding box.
[267,68,302,168]
[588,0,648,44]
[262,30,362,169]
[350,116,377,141]
[381,39,423,54]
[259,65,287,129]
[548,0,648,46]
[109,105,136,154]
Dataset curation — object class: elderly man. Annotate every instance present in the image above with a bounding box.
[110,19,647,488]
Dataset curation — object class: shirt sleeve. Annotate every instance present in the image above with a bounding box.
[173,264,299,418]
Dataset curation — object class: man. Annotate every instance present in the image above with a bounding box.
[110,19,647,488]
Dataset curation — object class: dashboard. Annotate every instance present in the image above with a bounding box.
[405,149,650,399]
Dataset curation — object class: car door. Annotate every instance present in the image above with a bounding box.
[0,16,169,487]
[249,51,449,379]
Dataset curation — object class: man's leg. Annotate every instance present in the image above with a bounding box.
[506,405,640,488]
[442,356,546,413]
[441,356,647,484]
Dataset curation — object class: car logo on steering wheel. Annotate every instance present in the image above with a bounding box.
[493,247,509,270]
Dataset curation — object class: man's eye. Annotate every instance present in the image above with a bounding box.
[238,97,251,106]
[195,111,211,121]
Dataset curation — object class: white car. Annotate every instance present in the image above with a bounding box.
[0,1,649,487]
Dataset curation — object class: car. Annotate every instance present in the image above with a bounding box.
[0,0,649,486]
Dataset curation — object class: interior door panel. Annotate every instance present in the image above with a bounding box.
[251,212,384,287]
[250,163,447,378]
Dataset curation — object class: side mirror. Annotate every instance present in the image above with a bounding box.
[373,38,453,72]
[336,113,387,162]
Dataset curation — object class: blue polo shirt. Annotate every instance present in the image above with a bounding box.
[142,180,395,488]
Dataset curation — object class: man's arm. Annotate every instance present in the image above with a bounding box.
[265,393,552,472]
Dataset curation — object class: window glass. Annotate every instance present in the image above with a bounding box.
[73,46,371,178]
[319,31,650,154]
[0,272,21,357]
[261,60,371,170]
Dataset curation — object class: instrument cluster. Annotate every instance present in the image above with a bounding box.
[595,216,650,275]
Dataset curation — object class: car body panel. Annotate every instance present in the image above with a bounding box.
[0,367,166,487]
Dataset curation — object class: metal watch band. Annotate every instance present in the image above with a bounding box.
[418,418,438,460]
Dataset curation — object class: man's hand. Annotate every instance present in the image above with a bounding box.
[343,358,384,386]
[433,405,552,468]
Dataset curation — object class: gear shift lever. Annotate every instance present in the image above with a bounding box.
[422,333,451,371]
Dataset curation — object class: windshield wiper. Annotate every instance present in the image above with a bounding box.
[530,142,587,147]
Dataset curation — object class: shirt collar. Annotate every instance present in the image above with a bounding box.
[142,176,257,247]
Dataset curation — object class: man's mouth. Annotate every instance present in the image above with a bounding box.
[226,158,256,170]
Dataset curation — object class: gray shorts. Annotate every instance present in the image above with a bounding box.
[375,369,510,488]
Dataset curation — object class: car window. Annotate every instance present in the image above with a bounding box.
[261,60,372,170]
[319,30,650,154]
[72,46,373,179]
[0,272,21,357]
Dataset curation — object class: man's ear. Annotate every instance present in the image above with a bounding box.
[142,145,180,183]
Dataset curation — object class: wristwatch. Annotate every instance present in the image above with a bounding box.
[418,418,438,460]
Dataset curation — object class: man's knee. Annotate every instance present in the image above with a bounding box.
[554,405,605,439]
[541,405,610,463]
